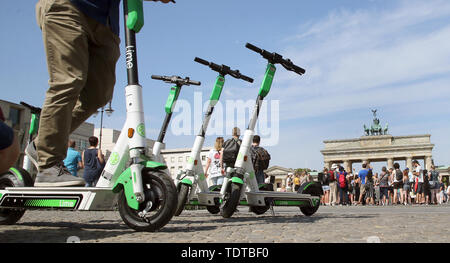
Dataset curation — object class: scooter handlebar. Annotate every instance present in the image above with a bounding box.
[194,57,253,83]
[151,74,201,86]
[245,42,305,75]
[20,101,41,114]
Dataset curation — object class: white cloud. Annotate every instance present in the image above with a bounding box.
[263,0,450,169]
[272,0,450,121]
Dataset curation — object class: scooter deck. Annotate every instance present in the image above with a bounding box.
[0,187,117,211]
[246,191,319,207]
[193,190,318,207]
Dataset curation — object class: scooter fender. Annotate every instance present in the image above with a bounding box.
[112,161,167,210]
[231,177,244,185]
[179,178,193,186]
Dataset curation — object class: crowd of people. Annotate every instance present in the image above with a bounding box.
[318,161,449,206]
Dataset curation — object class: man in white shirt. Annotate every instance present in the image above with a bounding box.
[413,160,424,204]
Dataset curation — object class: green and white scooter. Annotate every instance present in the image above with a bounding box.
[174,57,254,216]
[0,0,178,231]
[150,74,201,163]
[217,43,323,218]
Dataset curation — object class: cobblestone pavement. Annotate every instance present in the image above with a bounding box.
[1,204,449,243]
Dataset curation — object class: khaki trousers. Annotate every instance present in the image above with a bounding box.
[35,0,120,169]
[329,181,338,205]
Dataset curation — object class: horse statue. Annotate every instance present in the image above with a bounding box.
[370,118,383,135]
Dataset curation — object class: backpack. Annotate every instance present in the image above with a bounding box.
[328,170,335,182]
[222,138,241,166]
[395,169,403,181]
[338,171,347,188]
[253,146,271,171]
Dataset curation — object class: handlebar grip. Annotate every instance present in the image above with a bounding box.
[245,43,262,54]
[151,75,165,80]
[292,65,306,75]
[189,80,201,86]
[240,74,254,83]
[194,57,210,66]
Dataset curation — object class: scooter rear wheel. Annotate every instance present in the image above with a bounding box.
[0,168,33,225]
[118,170,177,232]
[174,183,189,216]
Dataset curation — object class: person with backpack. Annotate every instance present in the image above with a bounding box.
[429,165,440,205]
[328,164,338,206]
[250,135,271,184]
[220,127,242,173]
[337,166,349,205]
[392,162,404,205]
[378,166,390,205]
[82,136,105,187]
[357,163,372,205]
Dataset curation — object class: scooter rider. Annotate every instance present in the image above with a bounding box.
[27,0,171,187]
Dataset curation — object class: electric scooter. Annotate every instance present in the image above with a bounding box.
[150,74,201,162]
[217,43,323,218]
[0,0,178,231]
[173,57,254,216]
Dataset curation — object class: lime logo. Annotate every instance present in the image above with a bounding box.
[237,152,243,161]
[109,152,119,165]
[249,171,255,179]
[187,157,194,164]
[137,123,145,137]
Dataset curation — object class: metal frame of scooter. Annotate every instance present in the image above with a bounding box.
[0,0,168,212]
[197,44,321,212]
[177,57,254,208]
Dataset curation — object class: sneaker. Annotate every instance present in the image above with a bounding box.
[35,163,85,187]
[25,141,39,169]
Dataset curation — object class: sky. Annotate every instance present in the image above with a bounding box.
[1,0,450,172]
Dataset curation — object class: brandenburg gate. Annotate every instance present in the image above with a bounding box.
[321,110,434,172]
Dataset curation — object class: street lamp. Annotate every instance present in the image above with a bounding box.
[94,101,114,150]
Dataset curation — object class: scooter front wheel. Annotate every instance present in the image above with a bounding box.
[118,170,177,232]
[298,182,322,216]
[220,182,241,218]
[174,183,190,216]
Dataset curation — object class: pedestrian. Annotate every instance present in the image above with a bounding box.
[250,135,271,185]
[423,169,431,205]
[402,169,411,205]
[378,167,389,206]
[26,0,172,187]
[286,173,293,192]
[365,169,375,205]
[387,167,394,205]
[428,165,440,205]
[293,172,301,192]
[221,127,242,172]
[82,136,105,187]
[353,168,360,204]
[320,168,330,206]
[0,106,20,174]
[357,163,372,205]
[392,162,404,205]
[328,164,338,206]
[63,140,83,177]
[347,173,355,205]
[337,166,348,205]
[413,160,424,204]
[374,172,380,205]
[205,137,224,186]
